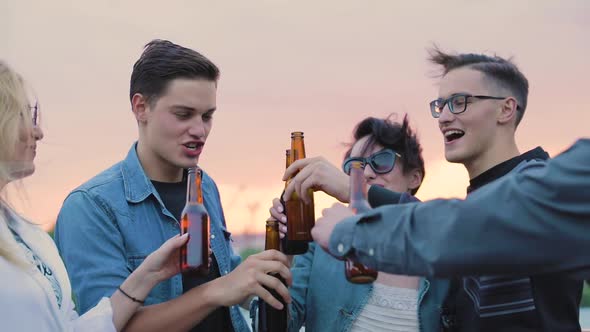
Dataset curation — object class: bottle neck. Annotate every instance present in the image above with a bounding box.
[265,221,281,251]
[291,136,306,161]
[284,150,293,190]
[349,166,370,213]
[186,168,203,204]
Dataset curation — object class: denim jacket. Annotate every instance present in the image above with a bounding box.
[285,243,449,332]
[251,192,449,331]
[54,143,249,331]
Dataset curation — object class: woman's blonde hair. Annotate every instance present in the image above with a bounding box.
[0,61,33,267]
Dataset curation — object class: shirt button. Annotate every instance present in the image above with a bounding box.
[368,249,375,256]
[224,270,228,275]
[211,234,215,239]
[337,244,344,253]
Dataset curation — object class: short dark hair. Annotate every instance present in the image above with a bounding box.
[130,39,220,105]
[428,46,529,127]
[345,115,425,195]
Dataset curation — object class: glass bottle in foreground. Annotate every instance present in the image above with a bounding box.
[180,167,210,276]
[258,219,288,332]
[345,161,378,284]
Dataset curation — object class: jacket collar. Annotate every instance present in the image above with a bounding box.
[121,142,161,204]
[467,146,549,193]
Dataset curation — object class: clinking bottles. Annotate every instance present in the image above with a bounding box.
[345,161,378,284]
[257,219,288,332]
[180,167,210,276]
[281,132,315,255]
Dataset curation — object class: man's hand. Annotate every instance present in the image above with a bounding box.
[282,157,350,204]
[311,203,354,253]
[209,249,292,310]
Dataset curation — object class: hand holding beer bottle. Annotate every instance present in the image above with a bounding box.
[180,167,210,276]
[344,161,378,284]
[257,219,288,332]
[280,132,315,255]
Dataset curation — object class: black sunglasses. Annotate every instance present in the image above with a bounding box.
[342,149,401,175]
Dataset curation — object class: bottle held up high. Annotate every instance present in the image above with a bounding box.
[282,132,315,255]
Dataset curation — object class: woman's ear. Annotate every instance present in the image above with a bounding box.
[407,168,423,193]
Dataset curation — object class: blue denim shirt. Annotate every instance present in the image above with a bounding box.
[251,193,449,332]
[286,243,449,332]
[54,143,249,331]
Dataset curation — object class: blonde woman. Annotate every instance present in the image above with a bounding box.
[0,61,189,331]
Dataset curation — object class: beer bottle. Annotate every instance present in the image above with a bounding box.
[345,161,378,284]
[282,132,314,255]
[180,167,210,276]
[280,149,308,254]
[258,219,288,332]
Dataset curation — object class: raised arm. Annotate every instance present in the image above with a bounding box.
[323,139,590,279]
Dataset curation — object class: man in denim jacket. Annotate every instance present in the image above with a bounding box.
[55,40,291,332]
[314,46,587,331]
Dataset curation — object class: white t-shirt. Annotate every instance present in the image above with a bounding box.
[350,283,419,332]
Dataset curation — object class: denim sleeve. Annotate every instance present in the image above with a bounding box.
[287,243,317,332]
[328,139,590,278]
[54,191,128,314]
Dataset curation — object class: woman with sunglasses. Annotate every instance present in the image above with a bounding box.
[0,62,200,331]
[265,115,449,331]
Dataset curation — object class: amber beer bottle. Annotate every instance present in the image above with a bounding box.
[282,132,315,254]
[280,149,308,254]
[257,219,288,332]
[180,167,210,276]
[345,161,378,283]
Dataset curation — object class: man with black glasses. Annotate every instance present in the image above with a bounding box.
[317,48,584,332]
[424,48,582,332]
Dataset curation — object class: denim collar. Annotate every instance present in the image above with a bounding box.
[120,142,162,204]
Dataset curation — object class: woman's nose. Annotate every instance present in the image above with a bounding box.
[32,126,44,141]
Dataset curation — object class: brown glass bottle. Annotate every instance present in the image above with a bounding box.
[282,132,315,255]
[280,149,308,254]
[345,161,378,284]
[180,167,210,276]
[258,219,288,332]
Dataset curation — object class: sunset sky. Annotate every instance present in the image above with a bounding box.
[2,0,589,234]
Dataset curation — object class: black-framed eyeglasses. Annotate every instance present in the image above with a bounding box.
[30,101,40,126]
[342,149,401,175]
[429,94,520,118]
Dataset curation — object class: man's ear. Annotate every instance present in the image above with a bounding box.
[497,96,518,126]
[131,93,149,123]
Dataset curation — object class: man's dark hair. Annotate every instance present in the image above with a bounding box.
[345,115,425,195]
[130,39,220,105]
[428,46,529,127]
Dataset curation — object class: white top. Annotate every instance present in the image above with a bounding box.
[0,208,115,332]
[350,283,419,332]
